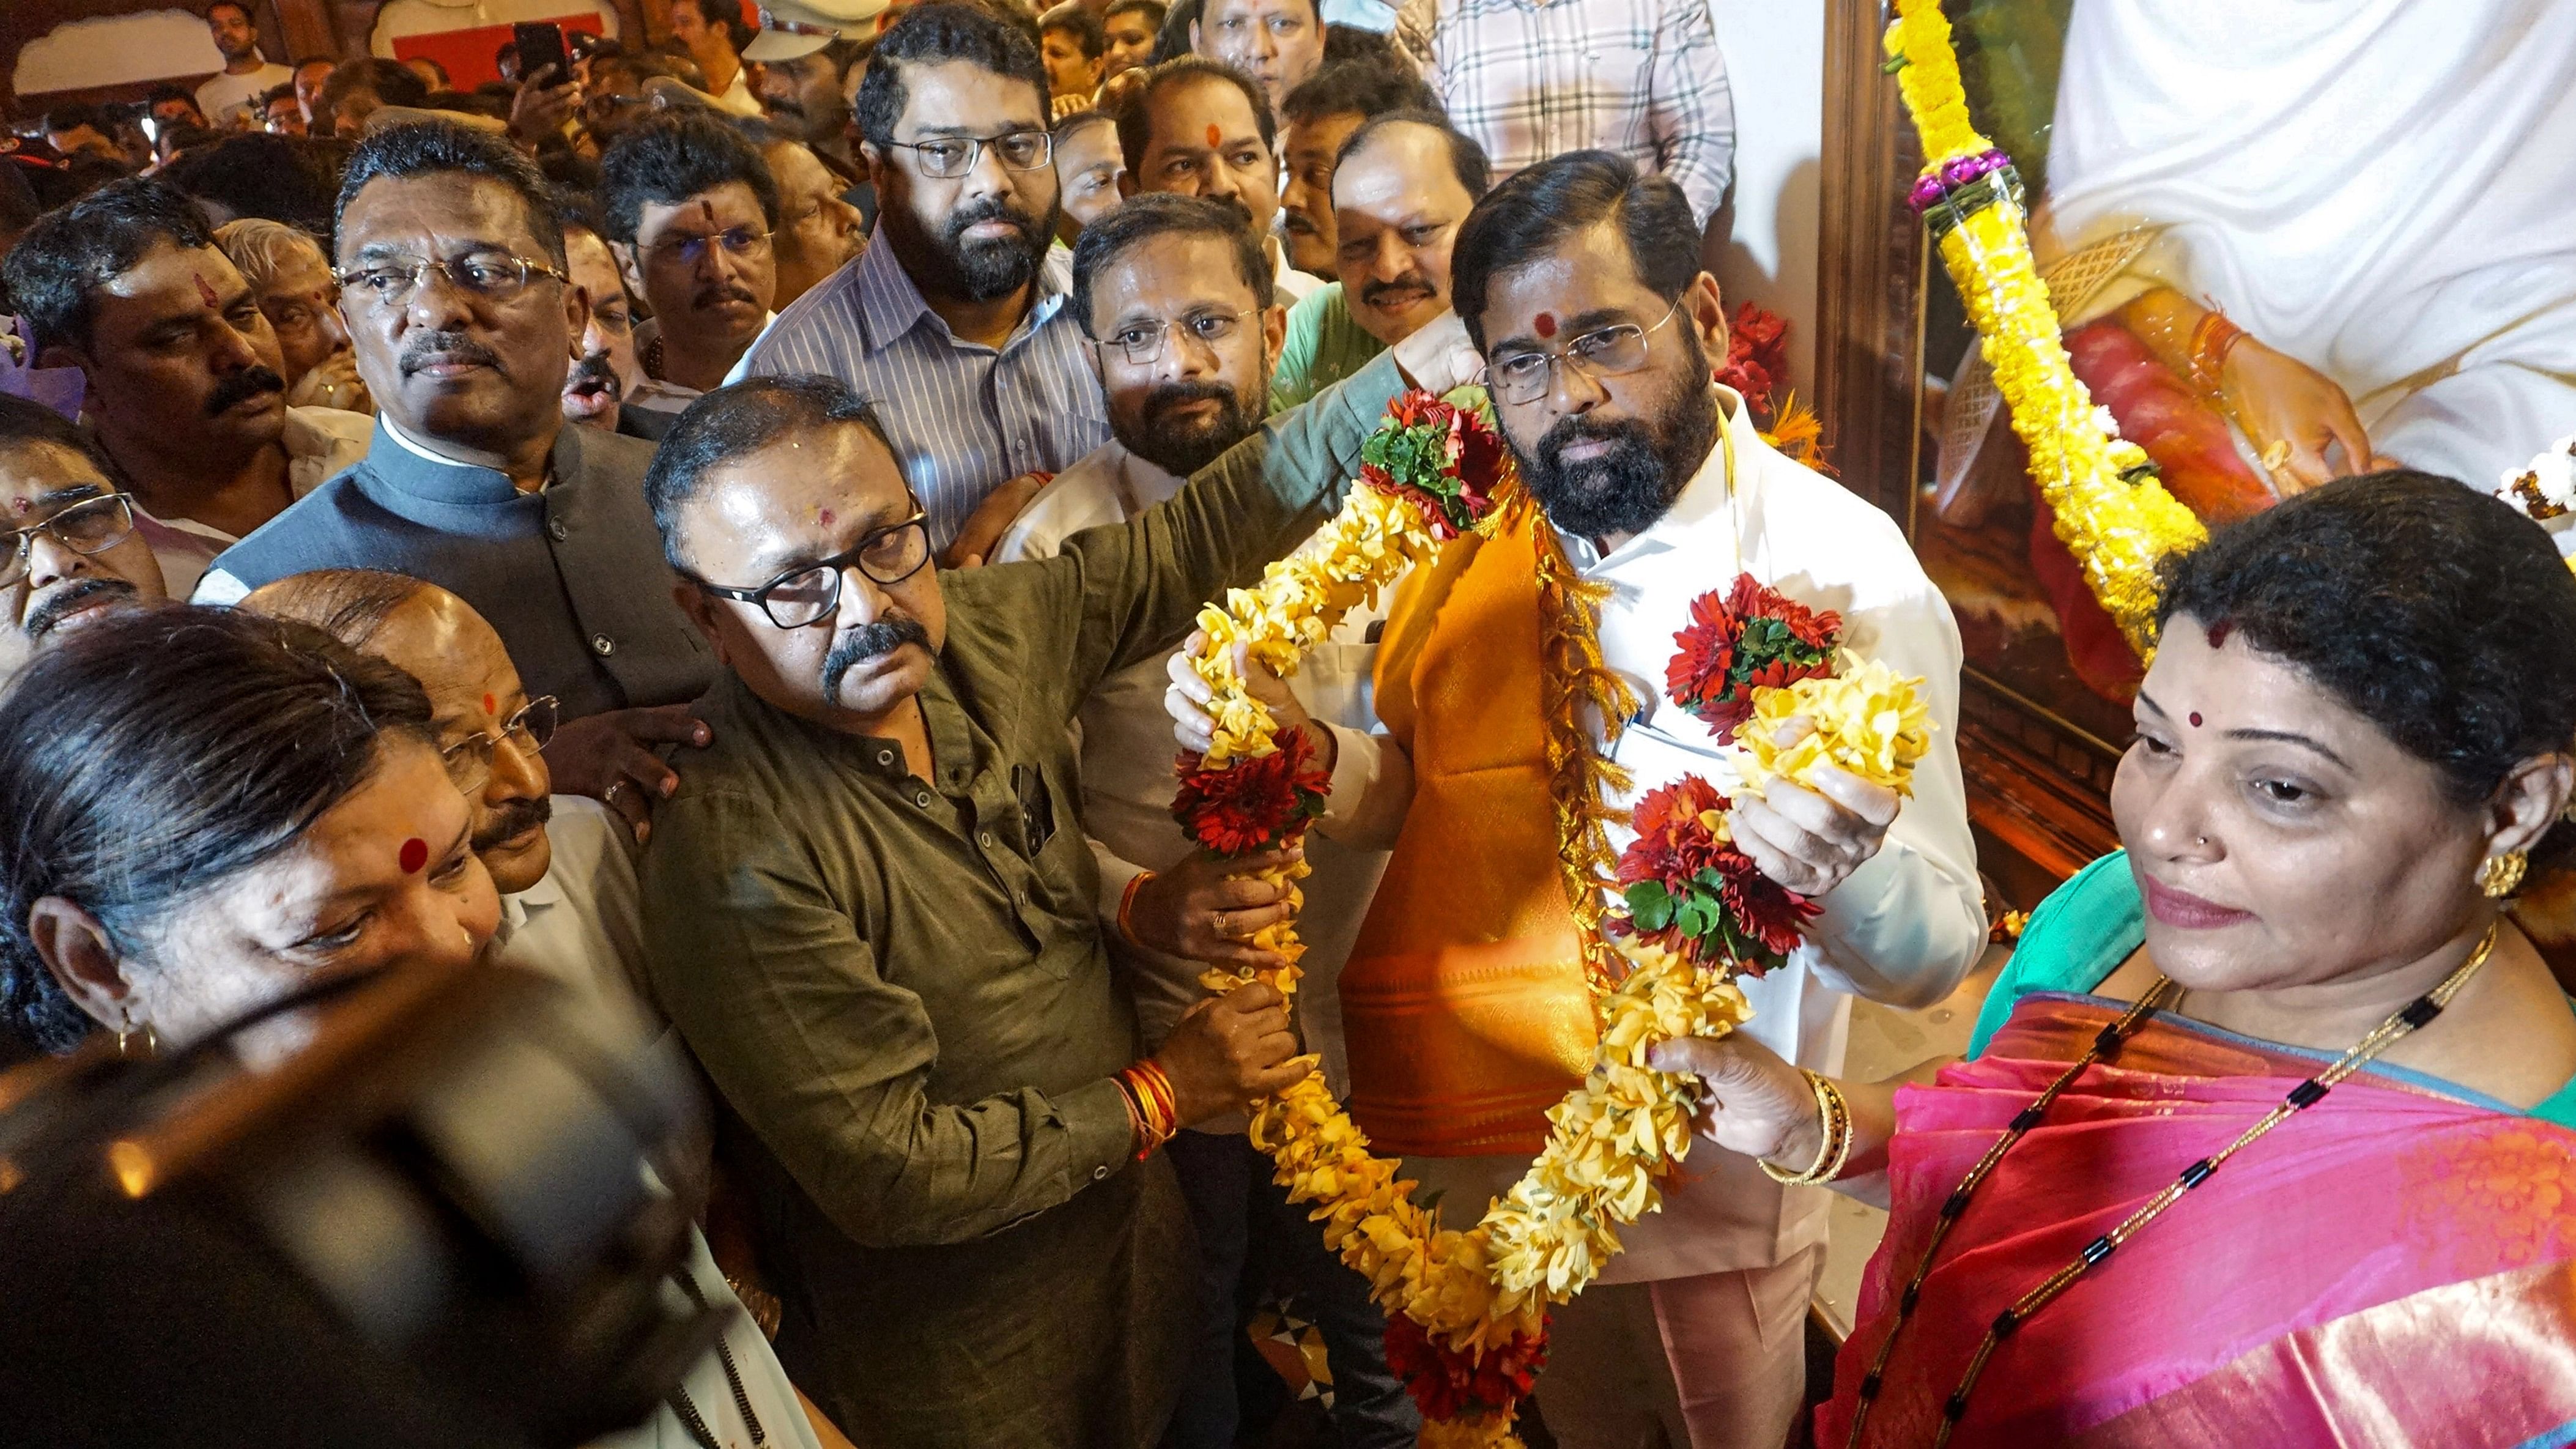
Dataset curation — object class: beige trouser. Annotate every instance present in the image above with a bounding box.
[1533,1245,1826,1449]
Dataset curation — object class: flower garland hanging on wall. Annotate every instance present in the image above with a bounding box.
[1884,0,2206,656]
[1171,395,1931,1445]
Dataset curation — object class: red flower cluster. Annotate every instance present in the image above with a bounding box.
[1614,777,1819,975]
[1714,302,1791,420]
[1383,1314,1549,1423]
[1171,727,1332,856]
[1358,390,1503,539]
[1665,573,1843,743]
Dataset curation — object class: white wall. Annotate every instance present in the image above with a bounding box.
[13,10,222,97]
[1706,0,1823,394]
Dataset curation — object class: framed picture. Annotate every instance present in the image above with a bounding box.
[1813,0,2576,908]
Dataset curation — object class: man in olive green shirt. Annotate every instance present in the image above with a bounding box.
[634,343,1424,1445]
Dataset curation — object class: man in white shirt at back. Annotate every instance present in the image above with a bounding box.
[991,191,1419,1449]
[194,1,295,129]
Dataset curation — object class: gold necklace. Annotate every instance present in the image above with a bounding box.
[1846,922,2501,1448]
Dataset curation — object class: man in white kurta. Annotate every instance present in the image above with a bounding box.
[1178,153,1985,1447]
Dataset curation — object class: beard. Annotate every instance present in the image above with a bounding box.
[1115,377,1267,478]
[1514,330,1719,543]
[881,188,1060,304]
[821,613,933,701]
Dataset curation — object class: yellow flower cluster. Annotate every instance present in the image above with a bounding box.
[1734,656,1934,799]
[1481,939,1753,1299]
[1886,0,2206,656]
[1194,483,1430,763]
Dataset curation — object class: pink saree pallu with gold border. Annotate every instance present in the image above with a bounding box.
[1815,995,2576,1448]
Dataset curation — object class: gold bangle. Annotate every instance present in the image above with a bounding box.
[1761,1069,1851,1186]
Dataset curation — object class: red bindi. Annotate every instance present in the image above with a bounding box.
[194,272,220,308]
[2188,712,2202,727]
[1207,124,1223,148]
[1534,312,1557,339]
[398,837,429,874]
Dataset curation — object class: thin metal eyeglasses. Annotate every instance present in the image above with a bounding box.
[1481,299,1682,406]
[336,251,571,310]
[1090,307,1261,366]
[647,226,774,267]
[695,510,932,629]
[884,130,1053,178]
[441,695,561,790]
[0,492,136,590]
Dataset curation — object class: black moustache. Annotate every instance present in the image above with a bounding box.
[473,795,553,853]
[205,365,286,417]
[564,352,621,398]
[821,615,933,699]
[693,283,762,311]
[24,577,135,639]
[1360,276,1435,309]
[400,331,506,376]
[944,198,1038,247]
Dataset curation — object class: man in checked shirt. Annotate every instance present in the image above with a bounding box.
[1395,0,1737,232]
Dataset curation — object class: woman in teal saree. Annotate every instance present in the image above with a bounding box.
[1657,472,2576,1446]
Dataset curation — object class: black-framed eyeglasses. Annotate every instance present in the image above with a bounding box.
[885,130,1053,178]
[1481,300,1682,407]
[336,251,571,311]
[695,510,933,629]
[646,226,774,267]
[1090,306,1261,367]
[1,492,136,589]
[440,694,560,789]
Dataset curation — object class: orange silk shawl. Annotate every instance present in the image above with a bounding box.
[1336,495,1599,1157]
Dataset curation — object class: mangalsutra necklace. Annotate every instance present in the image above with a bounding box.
[668,1269,769,1449]
[1845,922,2499,1448]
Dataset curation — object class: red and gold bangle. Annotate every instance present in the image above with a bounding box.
[1116,870,1153,949]
[1116,1060,1179,1159]
[2188,306,2248,396]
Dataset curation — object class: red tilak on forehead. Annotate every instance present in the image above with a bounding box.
[818,507,835,527]
[194,272,220,308]
[1534,312,1557,338]
[1206,123,1223,149]
[2189,712,2203,727]
[483,692,497,715]
[398,837,429,874]
[2207,618,2233,648]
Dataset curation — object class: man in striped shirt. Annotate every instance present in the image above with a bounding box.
[740,2,1110,566]
[1394,0,1736,227]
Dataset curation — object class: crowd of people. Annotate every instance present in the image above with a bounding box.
[4,1,2575,1447]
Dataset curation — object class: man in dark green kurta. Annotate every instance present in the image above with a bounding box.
[635,348,1415,1445]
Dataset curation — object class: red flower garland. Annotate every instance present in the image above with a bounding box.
[1613,778,1820,975]
[1384,1313,1550,1424]
[1714,302,1791,420]
[1171,727,1333,854]
[1358,390,1503,539]
[1665,574,1842,743]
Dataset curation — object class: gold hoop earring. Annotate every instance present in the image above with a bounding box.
[113,1021,157,1058]
[2479,850,2530,900]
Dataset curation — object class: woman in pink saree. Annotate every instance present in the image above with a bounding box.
[1656,472,2576,1447]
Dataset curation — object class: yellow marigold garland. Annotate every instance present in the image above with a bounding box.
[1180,395,1930,1444]
[1886,0,2205,656]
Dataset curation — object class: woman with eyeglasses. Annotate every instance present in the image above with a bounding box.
[0,394,168,680]
[1654,474,2576,1447]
